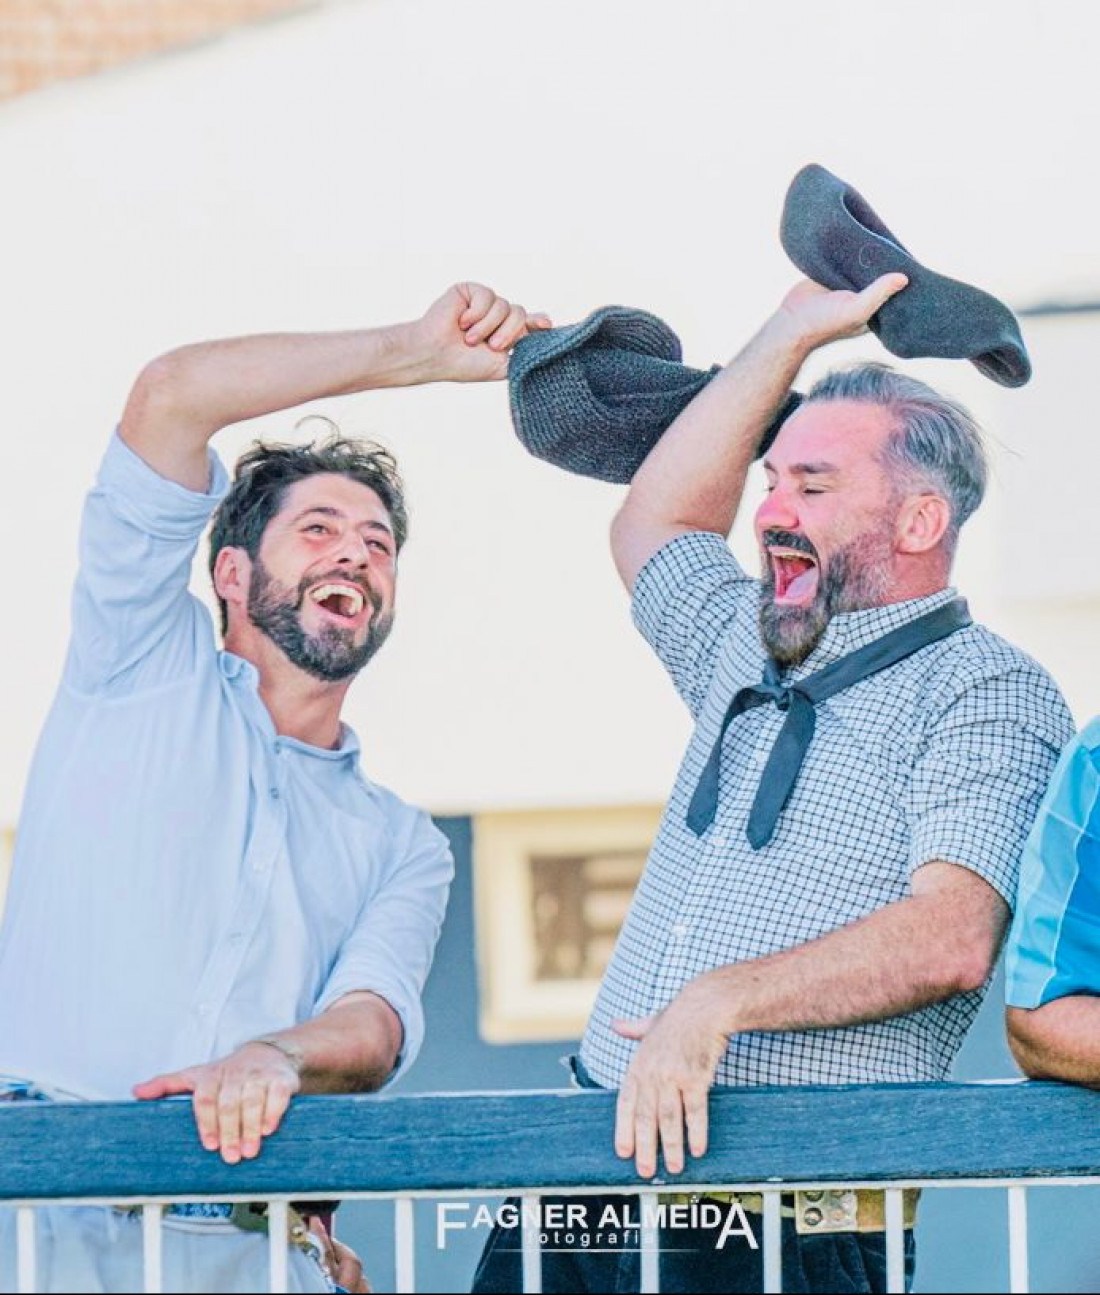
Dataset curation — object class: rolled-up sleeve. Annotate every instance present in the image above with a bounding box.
[313,809,454,1084]
[66,432,229,695]
[631,531,756,718]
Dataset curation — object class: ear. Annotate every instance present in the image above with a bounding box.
[212,547,252,623]
[895,493,951,555]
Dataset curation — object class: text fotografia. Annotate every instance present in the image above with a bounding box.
[436,1198,760,1251]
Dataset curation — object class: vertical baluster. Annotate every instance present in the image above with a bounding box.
[15,1206,36,1295]
[639,1192,660,1294]
[762,1192,782,1294]
[394,1197,416,1294]
[142,1203,163,1294]
[1008,1185,1029,1294]
[884,1189,905,1293]
[267,1200,289,1295]
[520,1193,542,1294]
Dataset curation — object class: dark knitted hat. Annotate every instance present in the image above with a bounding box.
[508,306,801,483]
[780,163,1030,387]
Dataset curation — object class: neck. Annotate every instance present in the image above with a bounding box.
[225,624,353,750]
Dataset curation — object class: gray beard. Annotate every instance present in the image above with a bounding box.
[247,560,394,682]
[759,533,894,668]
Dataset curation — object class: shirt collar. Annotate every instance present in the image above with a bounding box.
[785,587,960,680]
[218,650,362,763]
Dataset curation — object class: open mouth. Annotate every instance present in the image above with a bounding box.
[768,547,820,606]
[307,582,368,624]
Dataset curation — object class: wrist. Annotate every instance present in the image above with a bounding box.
[689,966,742,1038]
[760,310,822,361]
[250,1034,306,1074]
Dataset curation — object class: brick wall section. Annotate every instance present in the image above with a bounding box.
[0,0,309,101]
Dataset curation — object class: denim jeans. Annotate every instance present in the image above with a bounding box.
[470,1192,915,1294]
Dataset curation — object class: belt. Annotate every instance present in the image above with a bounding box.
[660,1189,920,1235]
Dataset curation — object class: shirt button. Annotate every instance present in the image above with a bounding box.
[196,1003,211,1018]
[671,922,689,939]
[269,786,280,799]
[227,932,243,945]
[252,859,269,873]
[711,834,728,849]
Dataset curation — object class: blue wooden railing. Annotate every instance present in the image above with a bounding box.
[3,1081,1100,1292]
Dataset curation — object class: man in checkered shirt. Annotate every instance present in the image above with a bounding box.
[477,274,1073,1295]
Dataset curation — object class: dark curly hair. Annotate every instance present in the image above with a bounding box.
[208,434,408,633]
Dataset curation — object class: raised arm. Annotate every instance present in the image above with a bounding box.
[120,283,550,490]
[610,274,909,591]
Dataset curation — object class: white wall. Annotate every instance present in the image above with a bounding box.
[0,0,1097,819]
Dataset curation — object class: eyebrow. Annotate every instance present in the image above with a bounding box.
[761,459,841,476]
[290,505,394,537]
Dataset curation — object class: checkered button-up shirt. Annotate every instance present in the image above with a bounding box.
[581,531,1073,1087]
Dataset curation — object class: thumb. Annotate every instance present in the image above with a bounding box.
[611,1014,656,1041]
[133,1071,194,1101]
[859,271,908,315]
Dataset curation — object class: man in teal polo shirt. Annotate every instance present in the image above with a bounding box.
[1006,719,1100,1079]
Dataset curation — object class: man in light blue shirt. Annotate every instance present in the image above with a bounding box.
[1005,719,1100,1081]
[0,282,550,1292]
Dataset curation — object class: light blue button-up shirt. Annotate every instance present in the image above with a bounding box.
[0,434,452,1100]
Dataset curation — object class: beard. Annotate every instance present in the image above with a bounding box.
[758,526,895,668]
[247,558,394,682]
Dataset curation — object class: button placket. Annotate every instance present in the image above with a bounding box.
[189,775,286,1035]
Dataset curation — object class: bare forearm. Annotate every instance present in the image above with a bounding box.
[611,315,810,588]
[120,321,428,489]
[1007,1000,1100,1085]
[118,282,548,491]
[255,990,404,1094]
[693,885,1004,1037]
[133,323,427,434]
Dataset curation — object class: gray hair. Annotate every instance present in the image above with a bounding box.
[803,363,988,551]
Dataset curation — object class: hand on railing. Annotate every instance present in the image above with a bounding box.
[132,1039,301,1164]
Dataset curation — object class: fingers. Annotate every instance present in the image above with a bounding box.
[657,1088,687,1176]
[683,1085,710,1160]
[616,1080,684,1178]
[614,1079,637,1163]
[214,1077,244,1164]
[159,1049,301,1163]
[464,295,512,347]
[238,1076,269,1161]
[454,281,552,352]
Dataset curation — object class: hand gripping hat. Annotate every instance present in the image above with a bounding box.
[508,306,801,483]
[780,163,1031,387]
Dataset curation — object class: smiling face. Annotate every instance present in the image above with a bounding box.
[242,473,398,682]
[756,400,904,667]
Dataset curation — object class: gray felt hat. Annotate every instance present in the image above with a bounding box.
[508,306,801,483]
[781,163,1031,387]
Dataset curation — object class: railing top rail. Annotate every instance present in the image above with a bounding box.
[3,1081,1100,1201]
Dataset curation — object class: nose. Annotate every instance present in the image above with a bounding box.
[332,530,371,568]
[755,482,799,535]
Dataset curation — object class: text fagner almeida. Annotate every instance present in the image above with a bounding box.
[437,1198,760,1250]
